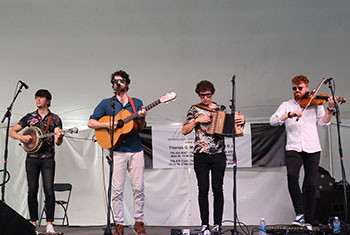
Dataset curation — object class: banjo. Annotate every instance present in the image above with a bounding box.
[21,126,78,154]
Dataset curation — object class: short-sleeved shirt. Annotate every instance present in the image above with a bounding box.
[89,96,144,153]
[18,110,62,159]
[184,103,225,155]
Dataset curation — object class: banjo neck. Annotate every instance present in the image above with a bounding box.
[38,127,78,139]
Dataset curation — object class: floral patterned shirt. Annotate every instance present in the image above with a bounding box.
[18,110,62,159]
[184,103,225,155]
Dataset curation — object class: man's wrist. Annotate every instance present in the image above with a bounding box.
[285,112,291,119]
[327,107,334,113]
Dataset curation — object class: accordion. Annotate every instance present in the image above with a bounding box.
[206,111,244,136]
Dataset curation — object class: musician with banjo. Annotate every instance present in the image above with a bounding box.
[182,80,245,235]
[9,89,64,234]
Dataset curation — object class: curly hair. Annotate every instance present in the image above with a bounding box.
[195,80,215,95]
[292,75,309,86]
[110,70,131,91]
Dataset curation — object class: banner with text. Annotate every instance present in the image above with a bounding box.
[152,124,252,169]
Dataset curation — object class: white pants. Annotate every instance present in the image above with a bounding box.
[112,151,145,224]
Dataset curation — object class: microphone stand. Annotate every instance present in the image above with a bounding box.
[327,79,349,223]
[104,96,116,235]
[1,83,26,202]
[229,75,238,235]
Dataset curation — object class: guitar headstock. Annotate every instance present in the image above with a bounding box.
[160,91,177,104]
[67,127,79,134]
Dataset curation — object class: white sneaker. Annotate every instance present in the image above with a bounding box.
[303,223,313,231]
[291,214,305,226]
[211,225,222,234]
[46,223,56,234]
[200,225,211,235]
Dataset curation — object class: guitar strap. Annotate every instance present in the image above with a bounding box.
[45,114,52,134]
[128,97,137,113]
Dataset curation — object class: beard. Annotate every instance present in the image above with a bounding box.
[294,91,305,101]
[114,85,127,94]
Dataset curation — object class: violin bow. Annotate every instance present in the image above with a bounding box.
[296,77,326,121]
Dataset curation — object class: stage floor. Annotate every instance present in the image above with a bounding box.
[36,225,253,235]
[34,224,325,235]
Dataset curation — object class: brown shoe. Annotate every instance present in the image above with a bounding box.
[114,224,124,235]
[134,221,147,235]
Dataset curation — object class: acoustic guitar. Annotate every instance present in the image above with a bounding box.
[95,91,176,149]
[21,126,78,154]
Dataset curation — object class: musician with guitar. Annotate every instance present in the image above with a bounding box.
[9,89,64,234]
[270,75,336,229]
[88,70,148,235]
[182,80,245,235]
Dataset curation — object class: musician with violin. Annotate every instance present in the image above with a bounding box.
[270,75,336,229]
[88,70,147,235]
[9,89,64,234]
[182,80,245,235]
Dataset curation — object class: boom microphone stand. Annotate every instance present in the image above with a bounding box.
[326,78,349,223]
[1,81,28,202]
[104,95,117,235]
[229,75,238,235]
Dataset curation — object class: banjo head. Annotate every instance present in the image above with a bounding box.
[21,126,44,154]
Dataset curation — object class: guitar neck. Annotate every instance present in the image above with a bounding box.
[124,99,161,123]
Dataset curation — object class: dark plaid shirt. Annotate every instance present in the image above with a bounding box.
[18,110,62,159]
[184,103,225,155]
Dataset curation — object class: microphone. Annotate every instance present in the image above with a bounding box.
[215,105,226,111]
[323,78,332,85]
[19,80,29,89]
[112,81,121,92]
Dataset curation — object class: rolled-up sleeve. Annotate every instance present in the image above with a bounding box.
[316,105,330,127]
[270,102,287,126]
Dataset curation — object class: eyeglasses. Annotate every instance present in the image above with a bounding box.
[292,86,303,91]
[199,93,212,98]
[113,78,126,84]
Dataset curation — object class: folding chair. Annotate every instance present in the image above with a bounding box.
[39,183,72,226]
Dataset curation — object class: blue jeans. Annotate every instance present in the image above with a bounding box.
[194,152,226,226]
[25,156,55,222]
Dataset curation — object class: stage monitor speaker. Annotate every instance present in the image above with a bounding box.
[0,201,36,235]
[317,167,335,192]
[314,190,350,224]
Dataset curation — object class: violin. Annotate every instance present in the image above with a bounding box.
[296,77,346,121]
[299,93,346,108]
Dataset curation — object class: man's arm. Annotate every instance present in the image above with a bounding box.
[137,106,147,131]
[54,127,65,146]
[182,114,211,135]
[322,96,336,124]
[9,124,31,143]
[88,118,109,130]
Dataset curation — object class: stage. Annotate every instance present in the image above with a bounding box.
[36,225,254,235]
[33,224,340,235]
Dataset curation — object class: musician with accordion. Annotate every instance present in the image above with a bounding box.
[182,80,245,235]
[9,89,64,234]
